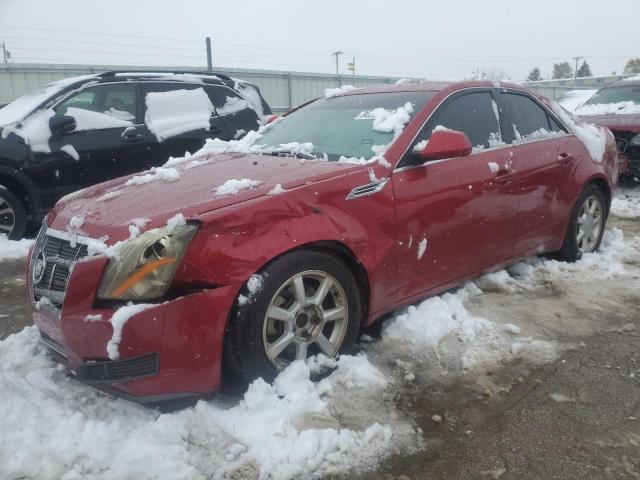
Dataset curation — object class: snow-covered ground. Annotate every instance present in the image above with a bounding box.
[1,191,639,479]
[0,234,33,260]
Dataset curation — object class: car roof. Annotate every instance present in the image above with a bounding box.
[339,80,534,96]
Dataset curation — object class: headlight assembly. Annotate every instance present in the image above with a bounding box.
[97,224,197,301]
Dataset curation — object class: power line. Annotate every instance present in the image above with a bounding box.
[0,25,201,43]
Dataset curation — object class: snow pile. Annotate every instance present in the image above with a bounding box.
[0,328,416,480]
[145,88,214,141]
[369,102,414,138]
[214,178,262,196]
[576,101,640,116]
[267,183,286,195]
[166,213,185,231]
[611,188,640,218]
[124,167,180,186]
[513,127,565,144]
[0,235,34,260]
[238,274,264,305]
[558,89,597,111]
[324,85,356,98]
[551,102,607,162]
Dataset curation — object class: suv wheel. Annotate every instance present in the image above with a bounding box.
[554,184,607,262]
[225,250,362,383]
[0,186,26,240]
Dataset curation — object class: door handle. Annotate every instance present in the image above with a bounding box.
[557,153,574,165]
[122,130,144,142]
[493,169,517,184]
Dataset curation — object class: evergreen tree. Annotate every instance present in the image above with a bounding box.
[526,67,542,82]
[576,61,592,77]
[552,62,573,79]
[624,58,640,74]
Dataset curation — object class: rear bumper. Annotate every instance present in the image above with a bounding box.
[32,255,241,402]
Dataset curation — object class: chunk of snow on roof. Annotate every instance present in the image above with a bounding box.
[267,183,286,195]
[558,89,597,112]
[144,88,214,141]
[60,144,79,161]
[214,178,262,195]
[550,102,607,162]
[166,213,186,231]
[433,125,450,132]
[324,84,356,98]
[576,101,640,116]
[124,167,180,186]
[0,235,34,260]
[107,303,155,360]
[417,237,428,260]
[65,107,133,131]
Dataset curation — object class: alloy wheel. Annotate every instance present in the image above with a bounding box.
[576,195,603,253]
[0,195,16,236]
[262,270,349,369]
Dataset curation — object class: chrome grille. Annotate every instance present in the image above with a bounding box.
[31,229,89,307]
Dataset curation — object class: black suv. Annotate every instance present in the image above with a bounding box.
[0,70,272,238]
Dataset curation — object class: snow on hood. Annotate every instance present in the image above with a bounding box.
[575,101,640,116]
[47,150,360,243]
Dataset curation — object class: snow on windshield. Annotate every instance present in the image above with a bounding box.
[558,89,597,112]
[145,88,215,141]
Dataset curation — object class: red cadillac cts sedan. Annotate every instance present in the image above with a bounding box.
[28,81,618,402]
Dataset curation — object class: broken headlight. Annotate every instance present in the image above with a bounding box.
[97,224,197,301]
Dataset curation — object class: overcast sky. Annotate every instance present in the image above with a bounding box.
[1,0,638,81]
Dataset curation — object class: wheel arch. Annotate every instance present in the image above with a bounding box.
[0,164,42,216]
[586,175,612,214]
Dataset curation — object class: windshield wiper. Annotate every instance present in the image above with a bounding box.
[267,149,317,160]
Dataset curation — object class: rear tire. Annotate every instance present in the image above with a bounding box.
[554,184,607,262]
[224,249,362,384]
[0,186,26,240]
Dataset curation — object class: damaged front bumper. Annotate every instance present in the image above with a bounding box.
[32,254,241,403]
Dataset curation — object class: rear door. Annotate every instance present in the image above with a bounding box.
[204,84,262,139]
[34,82,155,200]
[496,90,572,256]
[391,90,517,302]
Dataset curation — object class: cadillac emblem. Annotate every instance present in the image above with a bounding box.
[32,251,46,285]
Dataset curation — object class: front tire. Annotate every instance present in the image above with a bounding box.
[224,249,362,383]
[554,184,607,262]
[0,186,26,240]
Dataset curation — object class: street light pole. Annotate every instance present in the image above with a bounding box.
[332,51,343,75]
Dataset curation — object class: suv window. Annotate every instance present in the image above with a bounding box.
[54,84,138,123]
[500,93,563,141]
[418,91,502,151]
[205,85,252,116]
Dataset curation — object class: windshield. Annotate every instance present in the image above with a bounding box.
[254,91,433,160]
[583,85,640,106]
[0,75,96,127]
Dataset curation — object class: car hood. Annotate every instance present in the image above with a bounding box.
[47,153,362,242]
[577,113,640,132]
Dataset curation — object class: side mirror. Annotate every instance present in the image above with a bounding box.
[418,129,472,161]
[49,115,76,135]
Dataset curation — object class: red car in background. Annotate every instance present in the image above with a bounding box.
[576,78,640,179]
[28,81,618,402]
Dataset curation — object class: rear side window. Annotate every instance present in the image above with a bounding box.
[501,93,564,141]
[417,91,502,150]
[205,85,255,116]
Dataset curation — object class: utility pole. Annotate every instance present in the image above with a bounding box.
[332,51,342,75]
[205,37,213,72]
[572,56,583,82]
[2,42,10,64]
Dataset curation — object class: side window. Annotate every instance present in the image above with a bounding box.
[501,93,558,141]
[418,92,502,151]
[205,85,252,116]
[54,84,138,123]
[143,83,215,141]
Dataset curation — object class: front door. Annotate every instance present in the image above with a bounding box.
[391,90,518,303]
